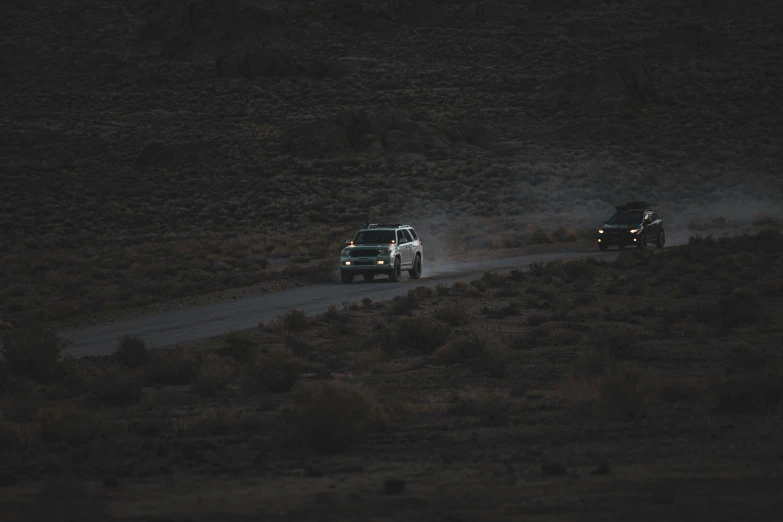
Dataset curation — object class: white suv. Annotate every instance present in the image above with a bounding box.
[340,224,423,283]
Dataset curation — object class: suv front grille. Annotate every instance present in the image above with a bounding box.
[350,249,379,257]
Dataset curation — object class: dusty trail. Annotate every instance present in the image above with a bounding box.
[60,248,635,357]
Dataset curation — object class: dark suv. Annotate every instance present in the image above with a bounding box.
[597,202,665,251]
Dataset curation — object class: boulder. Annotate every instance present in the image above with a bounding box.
[539,54,656,114]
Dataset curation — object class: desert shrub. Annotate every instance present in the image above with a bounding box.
[495,287,519,298]
[432,331,509,378]
[447,389,511,426]
[116,336,148,368]
[242,349,307,395]
[280,309,309,332]
[194,355,237,397]
[146,347,200,386]
[612,250,651,270]
[551,226,578,242]
[38,407,103,446]
[436,304,470,326]
[697,287,761,331]
[710,366,783,414]
[480,271,507,288]
[509,269,525,281]
[389,293,420,316]
[219,332,258,362]
[563,258,597,283]
[527,229,551,245]
[597,366,647,419]
[1,326,63,381]
[283,334,315,357]
[280,380,389,452]
[322,305,348,324]
[389,317,450,354]
[480,301,520,319]
[362,297,373,309]
[592,329,642,359]
[86,366,145,405]
[435,284,449,296]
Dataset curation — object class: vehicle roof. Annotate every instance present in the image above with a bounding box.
[359,223,413,230]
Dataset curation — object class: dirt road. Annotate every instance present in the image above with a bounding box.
[59,248,633,357]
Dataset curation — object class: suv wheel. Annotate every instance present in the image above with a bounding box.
[363,273,375,281]
[340,271,353,284]
[638,233,647,250]
[389,257,401,282]
[656,230,666,249]
[409,255,422,279]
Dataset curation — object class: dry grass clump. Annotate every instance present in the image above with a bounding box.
[85,365,146,405]
[116,335,149,368]
[432,330,509,378]
[446,388,512,426]
[280,380,389,452]
[697,287,762,331]
[241,349,307,395]
[436,303,471,326]
[382,317,451,355]
[219,331,259,362]
[145,346,201,386]
[263,308,310,334]
[591,328,643,360]
[194,354,238,397]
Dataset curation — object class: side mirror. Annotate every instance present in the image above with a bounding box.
[399,238,408,244]
[345,240,350,244]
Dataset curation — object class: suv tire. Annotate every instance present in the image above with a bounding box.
[656,230,666,249]
[389,257,401,282]
[340,271,353,284]
[409,255,422,279]
[363,273,375,281]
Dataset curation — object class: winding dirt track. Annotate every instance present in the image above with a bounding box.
[61,248,634,357]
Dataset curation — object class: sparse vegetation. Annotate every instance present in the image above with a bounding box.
[241,349,307,395]
[280,380,389,453]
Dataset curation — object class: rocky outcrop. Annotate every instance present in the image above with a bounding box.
[539,54,656,114]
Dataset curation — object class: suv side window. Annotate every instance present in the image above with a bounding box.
[400,229,413,242]
[651,213,658,221]
[408,228,418,240]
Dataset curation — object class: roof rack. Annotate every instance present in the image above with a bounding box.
[615,201,649,212]
[361,223,405,229]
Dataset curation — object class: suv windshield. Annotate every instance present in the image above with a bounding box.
[352,229,395,244]
[607,211,643,225]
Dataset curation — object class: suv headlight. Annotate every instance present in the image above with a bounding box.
[629,228,639,234]
[341,248,350,256]
[378,248,391,254]
[597,229,604,234]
